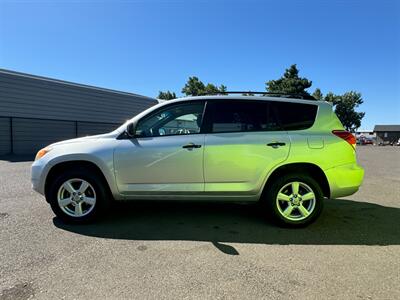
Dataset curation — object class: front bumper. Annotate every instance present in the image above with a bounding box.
[325,162,364,199]
[31,158,51,196]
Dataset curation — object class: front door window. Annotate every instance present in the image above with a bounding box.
[136,102,205,137]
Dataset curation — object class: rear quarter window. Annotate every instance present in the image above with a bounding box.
[272,102,318,131]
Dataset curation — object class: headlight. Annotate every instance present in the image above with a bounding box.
[35,147,52,161]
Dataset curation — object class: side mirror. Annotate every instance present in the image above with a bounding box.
[126,123,136,137]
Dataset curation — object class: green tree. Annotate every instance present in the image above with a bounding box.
[325,91,365,131]
[157,90,176,100]
[204,83,227,94]
[266,64,312,97]
[312,88,323,100]
[182,76,227,96]
[181,76,205,96]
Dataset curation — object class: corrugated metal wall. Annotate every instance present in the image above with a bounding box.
[0,117,121,155]
[0,117,11,155]
[0,69,157,155]
[77,122,118,137]
[12,118,76,155]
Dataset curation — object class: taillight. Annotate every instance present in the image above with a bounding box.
[332,130,356,148]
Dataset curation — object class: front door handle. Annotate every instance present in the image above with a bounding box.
[267,142,286,148]
[182,143,202,149]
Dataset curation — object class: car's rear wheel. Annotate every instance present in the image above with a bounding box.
[263,173,324,227]
[46,168,109,223]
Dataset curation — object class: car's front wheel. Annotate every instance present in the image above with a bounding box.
[263,173,324,227]
[46,168,109,223]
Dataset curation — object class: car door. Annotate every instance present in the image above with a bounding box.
[203,100,290,196]
[114,101,206,197]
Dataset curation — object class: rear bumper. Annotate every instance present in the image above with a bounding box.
[325,162,364,198]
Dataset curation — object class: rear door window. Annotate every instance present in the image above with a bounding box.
[205,100,281,133]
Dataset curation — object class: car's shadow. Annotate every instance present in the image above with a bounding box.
[54,199,400,253]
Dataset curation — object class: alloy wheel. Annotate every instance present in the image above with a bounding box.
[275,181,316,221]
[57,178,96,218]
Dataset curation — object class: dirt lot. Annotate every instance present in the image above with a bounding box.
[0,146,399,299]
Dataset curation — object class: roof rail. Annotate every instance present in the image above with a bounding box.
[199,91,316,100]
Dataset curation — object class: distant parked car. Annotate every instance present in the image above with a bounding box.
[357,137,373,145]
[31,93,364,227]
[362,139,373,145]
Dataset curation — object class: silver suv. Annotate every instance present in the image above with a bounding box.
[31,95,364,227]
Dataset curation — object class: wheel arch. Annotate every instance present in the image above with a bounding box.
[44,160,115,202]
[262,162,330,199]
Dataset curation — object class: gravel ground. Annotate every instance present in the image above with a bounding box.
[0,146,399,299]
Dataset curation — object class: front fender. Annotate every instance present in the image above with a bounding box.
[32,139,122,200]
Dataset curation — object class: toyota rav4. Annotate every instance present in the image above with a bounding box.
[31,94,364,227]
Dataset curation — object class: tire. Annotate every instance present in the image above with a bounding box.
[46,167,110,224]
[262,173,324,227]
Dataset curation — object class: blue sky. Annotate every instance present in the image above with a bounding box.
[1,0,399,130]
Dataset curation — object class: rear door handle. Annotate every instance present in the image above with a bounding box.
[267,142,286,148]
[182,143,202,149]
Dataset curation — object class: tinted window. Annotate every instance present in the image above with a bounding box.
[136,102,204,137]
[207,101,281,133]
[271,102,318,130]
